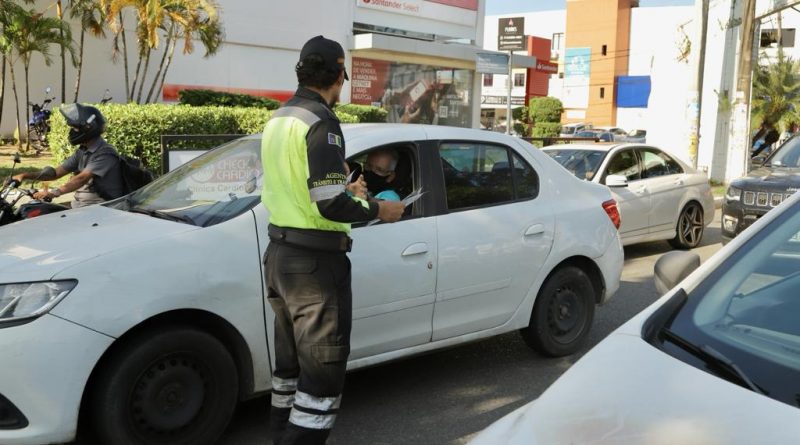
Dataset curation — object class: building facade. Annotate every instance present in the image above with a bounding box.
[3,0,538,137]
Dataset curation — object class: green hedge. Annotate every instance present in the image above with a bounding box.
[178,89,281,110]
[528,97,563,123]
[49,104,358,173]
[335,104,387,123]
[532,122,562,138]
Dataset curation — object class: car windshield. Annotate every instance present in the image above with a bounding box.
[662,202,800,408]
[116,137,263,227]
[544,149,607,180]
[766,136,800,167]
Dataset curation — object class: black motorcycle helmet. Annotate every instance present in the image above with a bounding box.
[59,103,106,145]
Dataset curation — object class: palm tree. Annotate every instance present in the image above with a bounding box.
[103,0,221,103]
[752,50,800,132]
[69,0,105,101]
[146,3,222,103]
[0,0,32,136]
[6,7,76,151]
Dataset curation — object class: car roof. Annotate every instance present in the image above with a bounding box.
[543,143,633,152]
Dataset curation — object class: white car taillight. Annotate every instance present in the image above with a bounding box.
[602,199,621,230]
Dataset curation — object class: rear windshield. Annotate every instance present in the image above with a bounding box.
[544,149,608,181]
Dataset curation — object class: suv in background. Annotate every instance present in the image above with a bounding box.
[560,123,592,138]
[722,135,800,242]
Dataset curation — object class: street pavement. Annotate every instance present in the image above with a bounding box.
[218,212,724,445]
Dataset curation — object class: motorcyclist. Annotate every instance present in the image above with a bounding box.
[8,103,126,208]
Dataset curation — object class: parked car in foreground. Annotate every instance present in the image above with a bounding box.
[0,125,623,445]
[722,135,800,242]
[560,122,592,137]
[544,143,715,247]
[471,191,800,445]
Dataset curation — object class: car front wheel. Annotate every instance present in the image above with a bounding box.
[521,266,595,357]
[669,202,704,249]
[90,328,238,445]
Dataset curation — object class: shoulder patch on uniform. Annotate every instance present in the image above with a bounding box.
[327,132,343,147]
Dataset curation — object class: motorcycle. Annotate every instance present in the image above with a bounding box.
[28,87,55,153]
[1,154,68,226]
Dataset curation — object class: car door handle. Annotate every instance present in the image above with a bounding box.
[635,185,648,194]
[674,178,685,185]
[402,242,428,257]
[524,224,545,236]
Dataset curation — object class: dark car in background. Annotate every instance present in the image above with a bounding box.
[722,136,800,241]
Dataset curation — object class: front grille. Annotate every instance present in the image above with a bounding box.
[744,191,756,205]
[742,190,793,207]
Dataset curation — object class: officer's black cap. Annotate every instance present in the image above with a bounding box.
[298,35,349,81]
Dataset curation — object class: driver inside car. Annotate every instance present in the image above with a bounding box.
[7,104,126,208]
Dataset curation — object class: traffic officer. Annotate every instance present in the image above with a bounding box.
[261,35,405,445]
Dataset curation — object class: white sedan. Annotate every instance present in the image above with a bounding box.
[0,125,622,445]
[471,188,800,445]
[544,143,715,248]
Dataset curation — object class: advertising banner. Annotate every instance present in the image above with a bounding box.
[350,57,473,127]
[357,0,422,16]
[563,47,591,109]
[498,17,526,51]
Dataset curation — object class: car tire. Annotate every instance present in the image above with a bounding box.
[90,327,238,445]
[520,266,595,357]
[669,202,704,249]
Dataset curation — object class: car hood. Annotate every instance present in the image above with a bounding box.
[731,166,800,192]
[0,205,197,282]
[470,333,800,445]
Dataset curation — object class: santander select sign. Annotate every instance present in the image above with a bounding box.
[360,0,422,15]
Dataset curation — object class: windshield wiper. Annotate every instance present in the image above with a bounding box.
[660,327,765,395]
[129,206,196,225]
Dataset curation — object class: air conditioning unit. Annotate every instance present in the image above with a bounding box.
[550,50,560,61]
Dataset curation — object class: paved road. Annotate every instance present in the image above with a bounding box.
[219,213,724,445]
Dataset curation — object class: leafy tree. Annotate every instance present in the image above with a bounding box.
[69,0,106,102]
[5,6,76,150]
[0,0,33,137]
[752,50,800,132]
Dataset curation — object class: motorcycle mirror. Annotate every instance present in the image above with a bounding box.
[13,153,21,164]
[46,87,52,94]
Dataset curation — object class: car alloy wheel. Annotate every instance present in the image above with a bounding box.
[670,202,704,249]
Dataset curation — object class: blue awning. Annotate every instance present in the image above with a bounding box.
[616,76,651,108]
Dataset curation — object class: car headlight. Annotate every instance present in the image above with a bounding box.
[726,186,742,201]
[0,281,77,325]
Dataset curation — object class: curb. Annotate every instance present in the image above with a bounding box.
[714,196,724,209]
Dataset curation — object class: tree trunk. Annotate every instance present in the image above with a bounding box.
[135,49,151,104]
[119,12,131,102]
[8,59,21,149]
[73,28,86,102]
[145,25,174,104]
[23,62,31,152]
[131,48,144,103]
[0,55,5,131]
[155,37,177,103]
[58,1,66,104]
[778,12,783,53]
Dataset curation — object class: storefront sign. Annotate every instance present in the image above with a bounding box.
[350,57,474,127]
[563,47,591,109]
[498,17,526,52]
[476,52,509,75]
[535,60,558,74]
[357,0,422,16]
[481,95,525,106]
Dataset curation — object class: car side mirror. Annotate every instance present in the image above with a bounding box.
[752,155,767,167]
[605,175,628,187]
[654,251,701,295]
